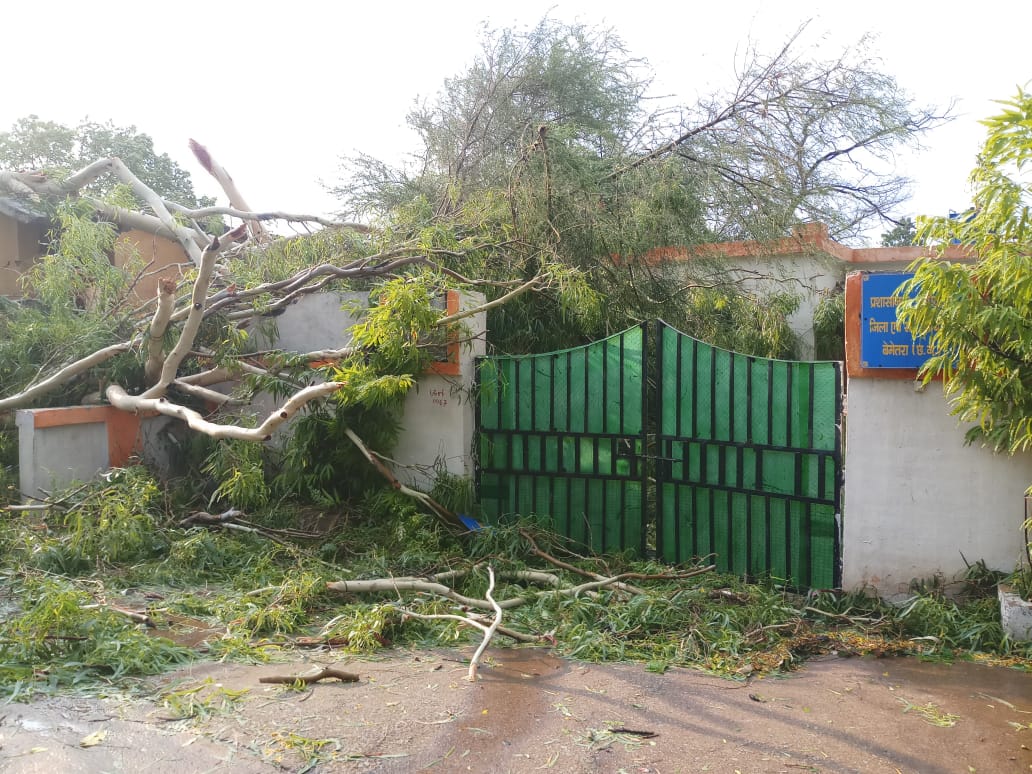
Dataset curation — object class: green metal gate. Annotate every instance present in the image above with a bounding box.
[654,322,841,588]
[476,325,648,555]
[477,322,842,589]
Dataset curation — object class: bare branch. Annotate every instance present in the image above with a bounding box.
[436,275,540,326]
[0,342,133,412]
[189,139,270,243]
[165,201,372,233]
[168,379,240,406]
[89,199,206,247]
[258,666,359,685]
[141,225,248,398]
[325,576,506,611]
[402,609,540,644]
[105,381,343,441]
[144,279,176,385]
[343,428,461,526]
[104,158,209,265]
[467,566,501,680]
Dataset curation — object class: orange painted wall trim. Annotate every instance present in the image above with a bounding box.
[30,405,145,467]
[844,272,924,381]
[426,290,462,377]
[632,222,974,268]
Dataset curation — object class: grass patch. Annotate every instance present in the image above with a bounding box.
[2,467,1031,701]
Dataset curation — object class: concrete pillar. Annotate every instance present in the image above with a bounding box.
[840,271,1032,593]
[16,406,141,501]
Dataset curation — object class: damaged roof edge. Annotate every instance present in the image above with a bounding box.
[0,196,49,224]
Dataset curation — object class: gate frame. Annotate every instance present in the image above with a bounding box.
[475,321,844,588]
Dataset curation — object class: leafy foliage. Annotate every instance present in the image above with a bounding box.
[203,434,271,512]
[0,115,209,206]
[334,19,942,356]
[881,216,918,247]
[813,288,846,361]
[0,199,150,405]
[0,425,16,506]
[0,469,1028,699]
[678,287,800,359]
[0,575,192,694]
[899,87,1032,455]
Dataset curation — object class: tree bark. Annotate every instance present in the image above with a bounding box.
[106,381,344,442]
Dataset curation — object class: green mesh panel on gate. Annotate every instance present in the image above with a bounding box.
[655,323,841,589]
[478,326,646,554]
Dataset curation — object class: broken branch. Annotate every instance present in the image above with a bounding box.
[258,666,359,685]
[467,566,502,681]
[343,428,462,526]
[107,380,344,441]
[140,224,249,398]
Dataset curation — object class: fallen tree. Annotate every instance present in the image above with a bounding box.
[0,145,559,514]
[0,18,950,512]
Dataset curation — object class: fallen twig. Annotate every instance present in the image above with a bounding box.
[81,603,154,628]
[520,528,646,596]
[403,567,503,681]
[803,606,881,624]
[607,727,658,738]
[615,566,717,581]
[469,566,502,680]
[465,614,546,644]
[258,666,359,685]
[179,508,323,547]
[519,528,715,590]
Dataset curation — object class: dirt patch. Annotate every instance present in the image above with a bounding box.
[3,649,1032,773]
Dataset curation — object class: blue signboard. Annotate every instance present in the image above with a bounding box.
[859,272,939,369]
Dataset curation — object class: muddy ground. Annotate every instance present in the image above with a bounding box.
[2,648,1032,773]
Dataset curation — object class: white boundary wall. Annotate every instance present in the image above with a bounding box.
[841,282,1032,595]
[842,379,1031,591]
[16,410,110,498]
[256,290,486,489]
[18,291,486,497]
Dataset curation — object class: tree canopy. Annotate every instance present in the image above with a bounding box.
[899,87,1032,455]
[0,19,952,509]
[0,116,210,207]
[879,216,918,247]
[334,19,947,354]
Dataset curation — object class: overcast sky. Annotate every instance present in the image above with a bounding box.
[4,0,1029,245]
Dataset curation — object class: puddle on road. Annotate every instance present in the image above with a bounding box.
[478,647,569,683]
[147,614,225,649]
[437,648,569,754]
[882,658,1032,703]
[873,657,1032,725]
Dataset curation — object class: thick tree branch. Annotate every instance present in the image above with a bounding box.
[0,342,132,412]
[141,225,248,398]
[189,139,269,243]
[144,279,176,386]
[326,577,506,611]
[89,199,207,247]
[165,202,372,233]
[106,381,343,441]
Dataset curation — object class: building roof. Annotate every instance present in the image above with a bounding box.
[0,196,48,225]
